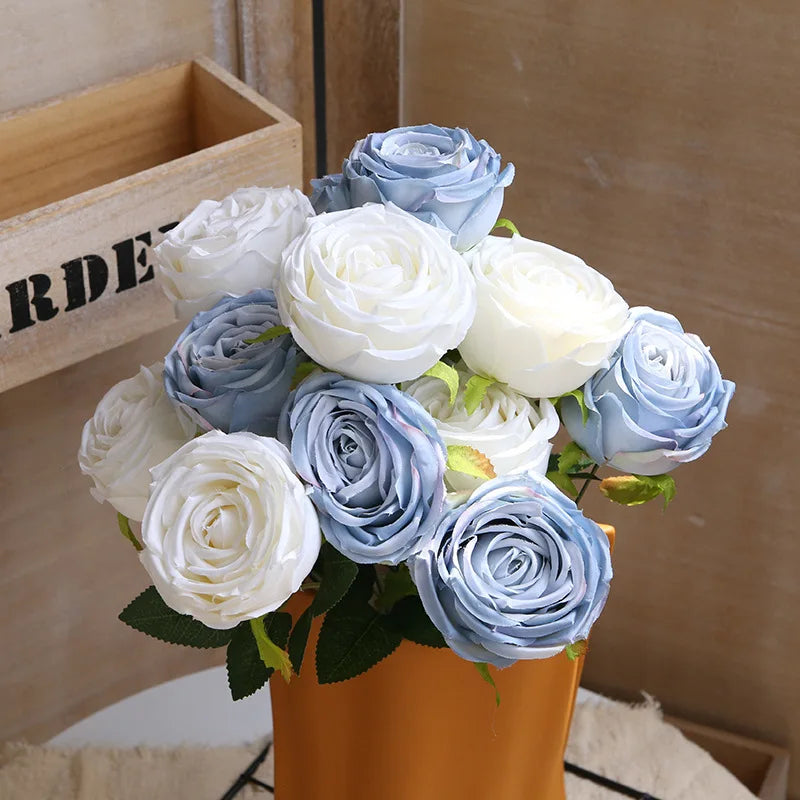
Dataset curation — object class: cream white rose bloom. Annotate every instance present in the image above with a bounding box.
[459,235,630,398]
[78,363,195,522]
[277,203,476,383]
[140,430,321,629]
[155,186,314,318]
[404,367,560,491]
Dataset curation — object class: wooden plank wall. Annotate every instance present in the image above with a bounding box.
[402,1,799,796]
[0,0,398,744]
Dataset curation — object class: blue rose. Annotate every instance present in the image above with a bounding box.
[278,372,446,565]
[310,124,515,252]
[164,290,308,437]
[562,307,735,476]
[409,474,612,668]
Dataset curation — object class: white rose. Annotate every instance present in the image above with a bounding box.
[78,363,196,522]
[139,430,321,629]
[459,235,630,398]
[277,203,477,383]
[404,367,560,491]
[155,186,314,318]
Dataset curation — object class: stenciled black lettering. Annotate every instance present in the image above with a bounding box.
[5,275,59,332]
[135,232,154,283]
[112,238,137,293]
[62,255,108,311]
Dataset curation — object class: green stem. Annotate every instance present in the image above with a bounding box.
[575,464,600,506]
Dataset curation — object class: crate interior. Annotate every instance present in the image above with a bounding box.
[0,61,278,222]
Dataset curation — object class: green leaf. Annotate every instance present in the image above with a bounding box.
[463,374,495,415]
[226,624,270,701]
[557,441,591,475]
[310,542,359,616]
[493,217,520,236]
[243,324,290,346]
[474,662,501,707]
[288,607,313,676]
[250,616,293,682]
[446,445,496,480]
[423,361,460,406]
[316,566,402,684]
[599,474,677,509]
[375,564,417,613]
[554,388,589,425]
[117,513,143,552]
[565,640,588,661]
[388,596,447,648]
[547,469,578,498]
[291,360,319,389]
[225,612,292,700]
[119,587,233,648]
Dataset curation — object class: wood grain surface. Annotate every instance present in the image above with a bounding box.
[0,326,222,744]
[403,1,799,796]
[0,58,302,392]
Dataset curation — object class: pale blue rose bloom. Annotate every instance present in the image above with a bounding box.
[562,307,735,476]
[278,372,447,565]
[410,474,612,668]
[310,124,515,251]
[164,290,308,437]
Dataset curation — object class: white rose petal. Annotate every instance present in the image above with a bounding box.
[155,186,314,319]
[277,203,477,383]
[140,430,321,629]
[404,367,560,491]
[78,363,196,521]
[459,235,630,398]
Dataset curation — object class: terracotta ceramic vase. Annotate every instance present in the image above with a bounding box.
[271,525,615,800]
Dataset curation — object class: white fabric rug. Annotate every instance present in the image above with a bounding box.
[1,694,757,799]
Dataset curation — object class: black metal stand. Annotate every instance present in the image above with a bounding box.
[218,741,274,799]
[565,760,662,799]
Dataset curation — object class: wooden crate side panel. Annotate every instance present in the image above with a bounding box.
[0,122,302,392]
[0,64,195,221]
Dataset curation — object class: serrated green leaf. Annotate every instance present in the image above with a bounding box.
[288,607,313,676]
[226,624,270,700]
[119,586,232,648]
[474,662,501,707]
[423,361,460,406]
[463,374,495,415]
[547,469,578,498]
[565,640,588,661]
[557,441,591,475]
[117,513,143,552]
[315,566,401,684]
[388,596,447,648]
[226,613,292,700]
[291,360,319,389]
[243,324,290,345]
[599,474,677,509]
[375,564,417,613]
[493,217,520,236]
[310,542,359,616]
[553,388,589,425]
[446,445,496,480]
[250,615,293,682]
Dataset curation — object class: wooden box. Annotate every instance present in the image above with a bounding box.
[670,716,790,800]
[0,57,302,392]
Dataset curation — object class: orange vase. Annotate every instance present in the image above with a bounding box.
[271,526,615,800]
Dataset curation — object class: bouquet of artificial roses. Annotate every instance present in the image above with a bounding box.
[79,124,734,698]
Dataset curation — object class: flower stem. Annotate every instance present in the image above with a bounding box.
[575,464,600,506]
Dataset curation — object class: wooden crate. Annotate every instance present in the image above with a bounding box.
[0,57,302,393]
[670,716,790,800]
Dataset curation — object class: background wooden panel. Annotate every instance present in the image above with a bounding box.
[239,0,400,187]
[403,1,799,796]
[0,326,222,743]
[0,0,238,114]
